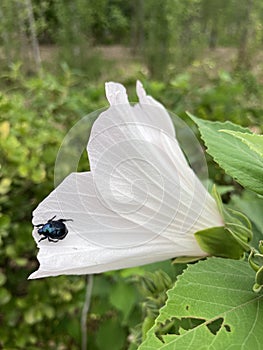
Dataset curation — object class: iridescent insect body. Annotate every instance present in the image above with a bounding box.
[35,216,73,242]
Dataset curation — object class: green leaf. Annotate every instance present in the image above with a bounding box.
[96,318,126,350]
[109,279,137,323]
[139,258,263,350]
[0,272,6,287]
[221,130,263,157]
[254,267,263,292]
[188,114,263,195]
[0,288,11,305]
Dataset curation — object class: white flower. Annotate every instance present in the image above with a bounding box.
[29,81,223,279]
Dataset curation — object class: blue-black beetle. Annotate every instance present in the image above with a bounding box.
[35,216,73,243]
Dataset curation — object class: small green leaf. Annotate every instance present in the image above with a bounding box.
[96,318,126,350]
[255,266,263,286]
[0,273,6,287]
[142,316,155,340]
[0,178,12,195]
[229,191,263,246]
[248,249,263,293]
[188,114,263,195]
[24,307,43,325]
[254,266,263,293]
[0,288,11,305]
[0,215,10,228]
[109,280,137,323]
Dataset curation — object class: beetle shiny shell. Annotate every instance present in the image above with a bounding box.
[35,216,73,242]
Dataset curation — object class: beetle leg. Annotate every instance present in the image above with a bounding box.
[48,215,57,222]
[38,236,47,242]
[35,223,44,228]
[59,219,73,223]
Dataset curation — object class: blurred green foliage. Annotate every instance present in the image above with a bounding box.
[1,0,263,77]
[0,64,180,349]
[0,66,87,348]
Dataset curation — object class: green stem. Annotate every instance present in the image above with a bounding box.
[81,274,94,350]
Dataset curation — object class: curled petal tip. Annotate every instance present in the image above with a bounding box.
[105,82,129,106]
[136,79,145,94]
[136,80,148,102]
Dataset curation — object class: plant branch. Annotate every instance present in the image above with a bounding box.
[81,274,94,350]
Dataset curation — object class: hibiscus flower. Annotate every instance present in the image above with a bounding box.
[29,81,223,279]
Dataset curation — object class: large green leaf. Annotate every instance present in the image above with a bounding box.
[188,114,263,195]
[139,258,263,350]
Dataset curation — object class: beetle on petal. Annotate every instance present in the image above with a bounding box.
[35,216,73,242]
[29,81,224,279]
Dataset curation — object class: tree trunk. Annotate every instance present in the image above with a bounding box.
[236,0,253,69]
[209,24,218,49]
[131,0,144,55]
[0,5,11,65]
[25,0,42,71]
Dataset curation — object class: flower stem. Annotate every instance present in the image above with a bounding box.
[81,274,94,350]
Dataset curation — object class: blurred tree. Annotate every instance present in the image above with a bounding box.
[236,0,254,69]
[200,0,225,49]
[25,0,42,70]
[89,0,131,44]
[0,0,26,67]
[130,0,144,54]
[199,0,263,68]
[53,0,92,69]
[0,0,43,72]
[1,0,263,75]
[0,2,13,65]
[143,0,171,80]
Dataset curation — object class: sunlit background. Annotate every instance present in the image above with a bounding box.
[0,1,263,349]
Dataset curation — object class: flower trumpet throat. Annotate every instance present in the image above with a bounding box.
[30,81,225,279]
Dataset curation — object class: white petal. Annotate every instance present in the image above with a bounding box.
[105,82,129,105]
[28,235,201,279]
[30,172,206,279]
[32,172,162,248]
[88,120,222,239]
[88,83,186,173]
[92,81,174,144]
